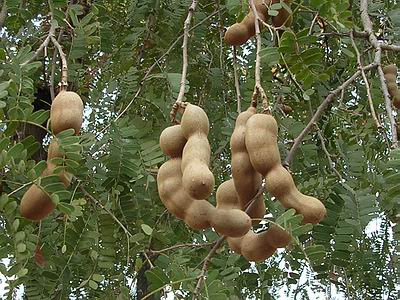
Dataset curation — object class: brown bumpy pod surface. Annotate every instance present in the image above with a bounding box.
[180,104,214,200]
[224,23,251,46]
[383,64,397,75]
[245,114,326,224]
[230,107,265,220]
[393,91,400,109]
[265,166,326,224]
[224,0,268,46]
[271,0,292,27]
[47,139,64,160]
[184,200,213,230]
[385,73,397,83]
[20,185,54,221]
[245,114,281,175]
[212,179,252,237]
[387,82,398,97]
[159,125,187,158]
[157,159,191,220]
[50,91,84,135]
[227,224,291,262]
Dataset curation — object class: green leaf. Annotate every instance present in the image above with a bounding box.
[141,224,153,236]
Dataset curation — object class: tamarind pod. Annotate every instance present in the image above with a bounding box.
[231,108,266,220]
[48,139,63,159]
[387,82,398,98]
[265,166,326,224]
[50,91,84,135]
[383,64,397,75]
[180,104,214,199]
[224,23,251,46]
[210,209,252,237]
[385,73,397,83]
[157,159,191,220]
[159,125,187,158]
[245,114,281,176]
[180,103,210,137]
[44,162,72,188]
[271,0,292,27]
[240,225,290,262]
[393,91,400,109]
[181,137,214,199]
[20,185,55,221]
[184,200,213,230]
[213,179,252,237]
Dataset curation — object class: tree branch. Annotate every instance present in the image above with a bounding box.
[360,0,398,148]
[170,0,198,123]
[284,63,378,166]
[21,18,56,67]
[0,0,7,30]
[349,31,381,128]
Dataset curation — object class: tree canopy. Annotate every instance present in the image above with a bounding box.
[0,0,400,299]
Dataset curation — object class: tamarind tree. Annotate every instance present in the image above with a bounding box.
[0,0,400,299]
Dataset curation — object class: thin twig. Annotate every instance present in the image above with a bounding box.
[284,62,378,166]
[233,46,242,113]
[148,242,214,256]
[249,0,269,111]
[349,31,381,128]
[316,126,343,181]
[21,18,56,67]
[170,0,198,123]
[50,36,68,90]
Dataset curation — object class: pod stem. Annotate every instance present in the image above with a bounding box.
[50,35,68,91]
[170,0,198,124]
[249,0,270,113]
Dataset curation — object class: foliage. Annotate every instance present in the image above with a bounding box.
[0,0,400,299]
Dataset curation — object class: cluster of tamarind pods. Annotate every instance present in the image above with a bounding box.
[224,0,292,46]
[383,64,399,109]
[157,104,326,262]
[20,91,83,221]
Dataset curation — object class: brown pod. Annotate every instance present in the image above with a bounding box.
[43,162,72,188]
[20,185,55,221]
[180,104,214,200]
[385,73,397,83]
[393,91,400,109]
[383,64,397,75]
[246,113,326,224]
[47,139,63,159]
[228,224,291,262]
[265,166,326,224]
[157,159,192,220]
[184,200,213,230]
[213,179,252,237]
[282,104,293,114]
[230,107,265,220]
[159,125,187,158]
[50,91,84,135]
[387,82,398,98]
[245,114,281,175]
[271,0,292,27]
[224,23,251,46]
